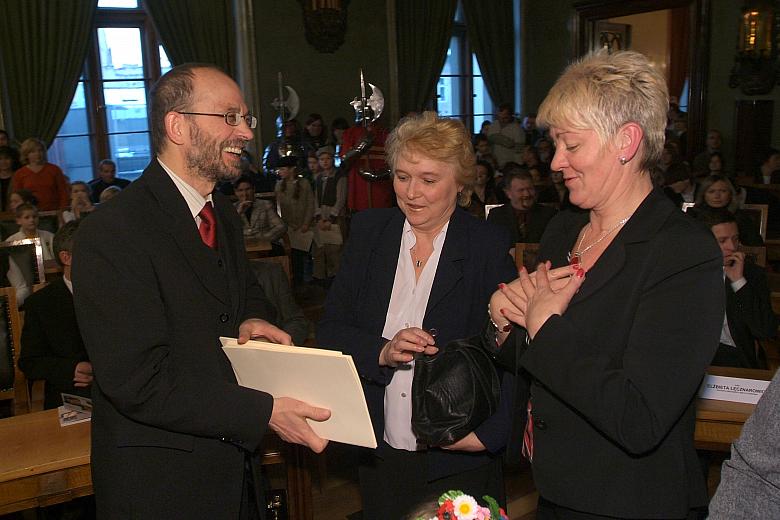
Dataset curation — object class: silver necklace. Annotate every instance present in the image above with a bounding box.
[411,247,423,268]
[568,216,631,264]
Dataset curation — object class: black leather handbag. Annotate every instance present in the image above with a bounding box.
[411,336,500,446]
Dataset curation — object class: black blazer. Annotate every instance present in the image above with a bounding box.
[487,202,557,244]
[491,190,724,518]
[73,160,277,519]
[726,261,778,368]
[317,207,518,481]
[18,277,90,409]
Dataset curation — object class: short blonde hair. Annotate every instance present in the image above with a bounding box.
[19,137,47,165]
[697,174,738,213]
[538,50,668,173]
[386,111,476,206]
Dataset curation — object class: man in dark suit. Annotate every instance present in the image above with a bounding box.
[87,159,131,203]
[18,220,91,409]
[73,63,329,519]
[487,170,557,244]
[697,208,778,368]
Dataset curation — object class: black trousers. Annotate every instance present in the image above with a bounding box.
[358,444,504,520]
[536,496,703,520]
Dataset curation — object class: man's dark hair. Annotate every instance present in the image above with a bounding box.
[501,161,525,177]
[498,102,514,113]
[149,63,225,154]
[760,147,780,167]
[693,207,737,229]
[505,169,533,185]
[53,220,80,267]
[98,158,116,169]
[14,203,37,218]
[474,134,489,145]
[0,145,20,169]
[234,174,255,189]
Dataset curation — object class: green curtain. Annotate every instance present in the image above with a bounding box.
[462,0,515,108]
[144,0,235,76]
[396,0,457,116]
[0,0,96,145]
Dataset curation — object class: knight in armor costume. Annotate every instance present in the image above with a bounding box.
[263,119,305,172]
[341,119,394,211]
[340,70,394,212]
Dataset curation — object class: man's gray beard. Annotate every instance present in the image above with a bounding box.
[185,123,241,183]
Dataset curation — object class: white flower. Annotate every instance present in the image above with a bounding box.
[452,494,480,520]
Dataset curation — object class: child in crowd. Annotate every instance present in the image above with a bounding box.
[99,185,122,203]
[62,181,95,223]
[6,203,54,260]
[7,189,36,213]
[275,155,314,285]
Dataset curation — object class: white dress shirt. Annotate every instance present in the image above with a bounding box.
[158,157,214,225]
[382,220,449,451]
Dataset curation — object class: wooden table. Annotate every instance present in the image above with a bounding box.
[245,238,272,258]
[0,409,91,514]
[0,410,312,519]
[693,366,773,452]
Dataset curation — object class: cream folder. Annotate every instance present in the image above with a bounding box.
[221,337,377,449]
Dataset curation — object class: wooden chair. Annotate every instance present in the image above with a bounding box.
[0,237,46,287]
[741,245,767,267]
[515,242,541,275]
[0,287,28,415]
[742,203,769,241]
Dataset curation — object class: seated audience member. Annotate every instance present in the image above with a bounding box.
[691,175,763,245]
[535,136,554,166]
[301,113,328,158]
[692,128,722,176]
[536,169,573,210]
[0,146,20,211]
[521,113,542,145]
[234,174,286,253]
[708,369,780,519]
[98,185,122,203]
[486,103,524,168]
[6,203,54,260]
[12,138,68,211]
[474,133,499,171]
[87,159,130,203]
[275,156,314,285]
[467,159,499,219]
[661,161,696,206]
[0,130,9,148]
[708,151,726,176]
[7,189,36,213]
[487,170,557,243]
[313,146,346,285]
[62,181,95,223]
[250,261,309,346]
[754,147,780,185]
[695,209,777,369]
[18,220,90,409]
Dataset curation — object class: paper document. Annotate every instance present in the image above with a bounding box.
[221,337,377,448]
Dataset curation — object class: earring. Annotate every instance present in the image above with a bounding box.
[619,156,628,165]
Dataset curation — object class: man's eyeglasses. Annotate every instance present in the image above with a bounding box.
[177,111,257,129]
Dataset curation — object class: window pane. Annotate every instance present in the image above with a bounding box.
[103,80,149,133]
[109,132,150,181]
[441,36,461,75]
[98,0,138,8]
[472,54,495,131]
[58,82,90,137]
[49,136,94,182]
[159,45,172,75]
[98,27,144,80]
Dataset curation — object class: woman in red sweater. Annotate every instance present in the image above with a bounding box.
[13,138,68,211]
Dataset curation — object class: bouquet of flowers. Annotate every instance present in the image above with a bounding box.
[414,490,509,520]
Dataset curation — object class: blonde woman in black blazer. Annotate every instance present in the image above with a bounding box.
[487,51,724,518]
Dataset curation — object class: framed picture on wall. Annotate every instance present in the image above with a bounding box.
[596,22,631,54]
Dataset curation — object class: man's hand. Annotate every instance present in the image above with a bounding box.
[238,319,291,345]
[269,397,331,453]
[73,361,93,388]
[724,251,745,283]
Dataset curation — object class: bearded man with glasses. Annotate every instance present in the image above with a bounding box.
[73,63,330,520]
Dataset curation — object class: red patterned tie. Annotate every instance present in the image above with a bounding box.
[522,399,533,461]
[198,201,217,249]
